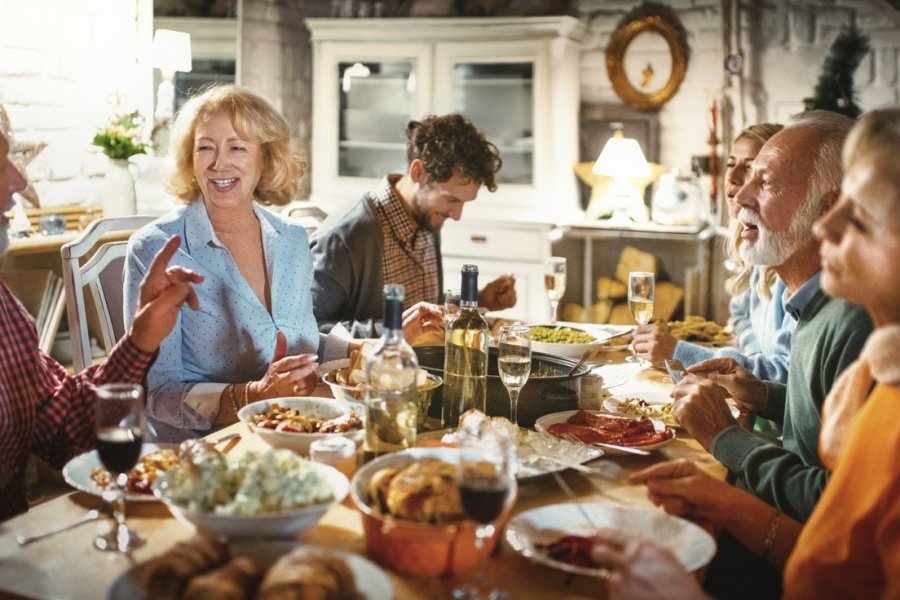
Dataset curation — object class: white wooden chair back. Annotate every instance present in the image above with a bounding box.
[60,216,155,372]
[284,204,328,236]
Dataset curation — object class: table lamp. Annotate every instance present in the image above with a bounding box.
[589,126,652,224]
[151,29,192,146]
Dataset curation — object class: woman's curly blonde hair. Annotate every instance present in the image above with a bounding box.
[166,84,307,206]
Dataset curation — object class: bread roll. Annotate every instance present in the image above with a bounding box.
[182,556,262,600]
[137,535,230,600]
[257,547,359,600]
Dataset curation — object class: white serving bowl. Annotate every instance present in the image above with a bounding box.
[155,463,349,539]
[237,396,364,455]
[528,323,605,359]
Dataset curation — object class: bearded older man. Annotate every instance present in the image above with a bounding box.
[670,111,873,523]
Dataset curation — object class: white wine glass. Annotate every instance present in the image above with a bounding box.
[627,272,655,366]
[544,257,566,323]
[444,288,462,327]
[497,325,531,427]
[93,383,145,553]
[453,427,516,600]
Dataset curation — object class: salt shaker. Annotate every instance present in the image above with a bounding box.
[310,437,358,479]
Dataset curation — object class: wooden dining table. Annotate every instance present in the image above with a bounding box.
[0,350,726,600]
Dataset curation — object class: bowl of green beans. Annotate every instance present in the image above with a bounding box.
[528,324,603,359]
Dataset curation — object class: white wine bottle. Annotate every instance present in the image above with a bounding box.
[364,284,419,461]
[442,264,489,428]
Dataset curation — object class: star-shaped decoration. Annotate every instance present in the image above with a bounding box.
[0,103,47,208]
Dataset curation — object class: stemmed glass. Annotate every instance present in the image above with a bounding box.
[627,271,655,366]
[544,257,566,323]
[93,383,145,553]
[497,325,531,427]
[453,428,516,600]
[444,288,462,327]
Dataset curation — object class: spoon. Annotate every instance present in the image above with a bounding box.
[567,350,591,376]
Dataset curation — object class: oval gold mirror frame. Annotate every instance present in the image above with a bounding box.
[606,14,688,111]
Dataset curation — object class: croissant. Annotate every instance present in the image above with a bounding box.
[137,535,230,600]
[256,547,359,600]
[182,556,262,600]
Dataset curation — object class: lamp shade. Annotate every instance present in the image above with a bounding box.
[152,29,192,74]
[592,131,651,179]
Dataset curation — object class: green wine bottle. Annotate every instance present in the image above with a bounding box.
[442,264,489,428]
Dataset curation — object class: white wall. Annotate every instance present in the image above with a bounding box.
[0,0,152,209]
[1,0,898,209]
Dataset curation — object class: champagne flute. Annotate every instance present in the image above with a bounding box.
[444,288,462,327]
[93,383,145,553]
[627,272,655,366]
[497,325,531,427]
[544,257,566,323]
[454,427,516,600]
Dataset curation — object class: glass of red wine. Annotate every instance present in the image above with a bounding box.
[93,383,146,553]
[453,427,516,600]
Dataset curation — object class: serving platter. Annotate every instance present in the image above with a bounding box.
[534,410,675,455]
[505,503,716,577]
[106,541,393,600]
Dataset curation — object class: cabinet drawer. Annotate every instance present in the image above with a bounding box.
[441,223,547,261]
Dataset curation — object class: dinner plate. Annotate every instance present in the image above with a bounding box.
[602,395,741,430]
[416,428,603,481]
[534,410,675,455]
[106,541,392,600]
[505,503,716,577]
[62,443,175,502]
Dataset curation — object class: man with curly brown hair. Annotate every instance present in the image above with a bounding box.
[310,114,515,337]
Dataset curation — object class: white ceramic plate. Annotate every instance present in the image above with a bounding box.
[62,443,175,502]
[106,540,393,600]
[505,503,716,577]
[534,410,675,455]
[603,392,680,429]
[416,428,603,481]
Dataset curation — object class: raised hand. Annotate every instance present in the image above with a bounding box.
[130,235,204,353]
[478,274,517,311]
[250,331,318,399]
[687,357,768,414]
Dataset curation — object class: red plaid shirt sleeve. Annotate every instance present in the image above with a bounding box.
[0,282,155,520]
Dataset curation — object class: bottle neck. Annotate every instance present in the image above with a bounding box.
[383,298,403,331]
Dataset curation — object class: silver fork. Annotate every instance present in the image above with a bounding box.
[17,506,103,546]
[561,432,651,456]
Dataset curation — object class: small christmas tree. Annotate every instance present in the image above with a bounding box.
[803,25,871,118]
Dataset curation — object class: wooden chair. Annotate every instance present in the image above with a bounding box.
[283,204,328,236]
[60,216,155,372]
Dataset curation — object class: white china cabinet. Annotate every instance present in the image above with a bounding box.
[306,17,586,321]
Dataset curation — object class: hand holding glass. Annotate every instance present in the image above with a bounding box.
[93,383,145,553]
[544,257,566,323]
[627,272,655,365]
[453,429,516,600]
[497,325,531,427]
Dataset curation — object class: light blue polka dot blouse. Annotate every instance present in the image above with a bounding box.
[124,200,319,442]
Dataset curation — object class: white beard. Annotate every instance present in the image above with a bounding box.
[738,195,820,267]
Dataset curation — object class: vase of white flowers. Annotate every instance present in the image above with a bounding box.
[93,111,148,218]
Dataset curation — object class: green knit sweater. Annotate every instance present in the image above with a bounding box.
[712,290,873,522]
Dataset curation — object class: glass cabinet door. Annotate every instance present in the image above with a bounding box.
[338,59,416,178]
[451,62,534,186]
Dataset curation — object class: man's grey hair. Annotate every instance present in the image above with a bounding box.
[787,110,856,205]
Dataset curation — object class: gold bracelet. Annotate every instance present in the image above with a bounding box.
[762,509,782,560]
[227,384,240,415]
[242,382,252,408]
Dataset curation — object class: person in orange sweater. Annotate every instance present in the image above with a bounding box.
[588,107,900,600]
